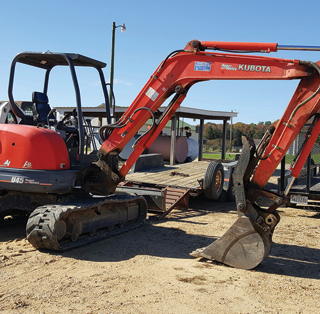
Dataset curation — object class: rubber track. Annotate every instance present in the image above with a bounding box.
[26,194,147,251]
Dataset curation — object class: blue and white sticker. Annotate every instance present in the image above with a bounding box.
[194,62,211,71]
[146,87,159,101]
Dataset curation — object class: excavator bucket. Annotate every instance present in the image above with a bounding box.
[191,136,280,269]
[190,214,274,269]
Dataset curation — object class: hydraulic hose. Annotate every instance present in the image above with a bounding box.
[99,107,155,143]
[289,60,320,121]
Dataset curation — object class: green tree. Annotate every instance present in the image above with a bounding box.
[211,127,222,139]
[233,128,243,147]
[255,124,267,138]
[204,125,215,140]
[202,119,276,147]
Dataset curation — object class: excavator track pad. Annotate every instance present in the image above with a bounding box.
[190,210,280,270]
[26,193,147,251]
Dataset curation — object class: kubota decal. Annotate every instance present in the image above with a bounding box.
[238,64,271,72]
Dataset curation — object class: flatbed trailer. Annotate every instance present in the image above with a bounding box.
[116,160,236,218]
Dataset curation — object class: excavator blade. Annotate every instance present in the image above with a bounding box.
[190,215,275,270]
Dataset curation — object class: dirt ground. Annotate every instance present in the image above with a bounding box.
[0,194,319,314]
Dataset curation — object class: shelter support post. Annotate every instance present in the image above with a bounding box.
[221,119,227,160]
[198,119,204,161]
[170,116,177,166]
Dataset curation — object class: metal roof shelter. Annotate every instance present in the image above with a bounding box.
[55,105,237,163]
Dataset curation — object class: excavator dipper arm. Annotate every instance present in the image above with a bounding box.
[97,40,320,269]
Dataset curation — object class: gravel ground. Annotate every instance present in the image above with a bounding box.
[0,194,319,314]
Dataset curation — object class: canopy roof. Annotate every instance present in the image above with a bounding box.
[13,52,106,70]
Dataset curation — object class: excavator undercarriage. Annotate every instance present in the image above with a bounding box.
[26,193,147,251]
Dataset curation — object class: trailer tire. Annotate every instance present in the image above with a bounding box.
[203,161,224,200]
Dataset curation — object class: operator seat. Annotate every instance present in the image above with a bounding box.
[32,91,55,126]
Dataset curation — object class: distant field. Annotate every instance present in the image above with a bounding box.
[203,153,320,164]
[202,153,237,160]
[283,154,320,164]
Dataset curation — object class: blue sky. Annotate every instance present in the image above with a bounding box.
[1,0,320,125]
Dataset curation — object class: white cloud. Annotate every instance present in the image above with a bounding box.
[114,79,132,86]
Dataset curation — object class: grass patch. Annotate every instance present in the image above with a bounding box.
[285,153,320,164]
[203,153,320,164]
[202,153,237,160]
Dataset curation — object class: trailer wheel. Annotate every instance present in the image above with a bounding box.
[203,161,224,200]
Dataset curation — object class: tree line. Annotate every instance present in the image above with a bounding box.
[203,121,273,149]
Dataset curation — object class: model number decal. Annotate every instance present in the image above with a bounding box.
[11,176,24,184]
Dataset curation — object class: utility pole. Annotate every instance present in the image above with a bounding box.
[109,22,126,119]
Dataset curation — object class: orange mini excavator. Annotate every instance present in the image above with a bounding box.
[1,40,320,269]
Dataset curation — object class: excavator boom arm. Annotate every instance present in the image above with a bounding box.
[99,40,316,180]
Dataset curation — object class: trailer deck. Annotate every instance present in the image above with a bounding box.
[116,160,236,218]
[125,160,210,189]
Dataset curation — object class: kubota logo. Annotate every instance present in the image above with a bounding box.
[22,161,32,168]
[238,64,271,73]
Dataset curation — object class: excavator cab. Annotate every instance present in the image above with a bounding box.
[6,52,112,165]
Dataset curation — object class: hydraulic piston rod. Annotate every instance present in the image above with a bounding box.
[277,45,320,51]
[199,41,320,53]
